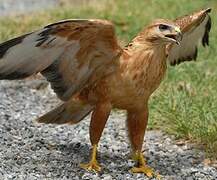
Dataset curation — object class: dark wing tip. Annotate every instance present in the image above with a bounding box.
[170,61,176,66]
[0,33,31,59]
[0,71,31,80]
[170,47,198,66]
[202,15,211,47]
[204,8,211,13]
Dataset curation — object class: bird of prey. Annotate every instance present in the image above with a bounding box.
[0,8,211,177]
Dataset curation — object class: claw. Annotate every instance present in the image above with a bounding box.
[80,160,101,172]
[131,165,154,177]
[131,151,160,178]
[80,144,101,172]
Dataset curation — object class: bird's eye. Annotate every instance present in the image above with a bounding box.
[159,24,169,31]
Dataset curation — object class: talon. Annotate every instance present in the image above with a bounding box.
[131,151,160,178]
[80,160,101,172]
[131,165,154,177]
[80,144,101,172]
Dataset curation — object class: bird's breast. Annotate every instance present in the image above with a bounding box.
[86,47,167,110]
[137,56,167,96]
[124,48,167,98]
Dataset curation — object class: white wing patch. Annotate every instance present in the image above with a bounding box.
[0,30,79,77]
[167,15,210,66]
[0,19,121,101]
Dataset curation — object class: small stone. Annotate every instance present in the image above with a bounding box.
[102,174,112,180]
[186,177,194,180]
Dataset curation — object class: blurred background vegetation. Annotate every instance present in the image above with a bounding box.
[0,0,217,158]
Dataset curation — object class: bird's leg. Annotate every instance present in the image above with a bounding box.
[80,144,101,171]
[127,106,154,177]
[80,102,111,172]
[131,151,154,177]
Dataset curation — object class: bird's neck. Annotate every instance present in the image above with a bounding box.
[120,40,167,72]
[118,39,167,97]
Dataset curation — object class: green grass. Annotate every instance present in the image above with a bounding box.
[0,0,217,158]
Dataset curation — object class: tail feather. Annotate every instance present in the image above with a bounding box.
[37,100,94,124]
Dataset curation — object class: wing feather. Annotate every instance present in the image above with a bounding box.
[0,19,122,101]
[167,8,211,66]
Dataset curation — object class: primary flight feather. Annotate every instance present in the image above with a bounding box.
[0,8,211,176]
[0,19,122,101]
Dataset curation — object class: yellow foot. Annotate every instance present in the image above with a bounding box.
[131,165,154,177]
[80,160,101,172]
[80,144,101,172]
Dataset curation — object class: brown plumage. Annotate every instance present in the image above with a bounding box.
[0,8,212,176]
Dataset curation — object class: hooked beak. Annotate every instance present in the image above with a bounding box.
[165,26,182,45]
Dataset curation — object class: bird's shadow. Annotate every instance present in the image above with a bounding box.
[53,141,204,177]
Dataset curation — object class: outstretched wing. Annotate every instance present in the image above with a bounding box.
[0,19,122,101]
[167,8,211,66]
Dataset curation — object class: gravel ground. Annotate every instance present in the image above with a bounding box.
[0,79,217,180]
[1,1,217,179]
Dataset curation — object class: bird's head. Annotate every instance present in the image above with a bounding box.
[136,19,182,46]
